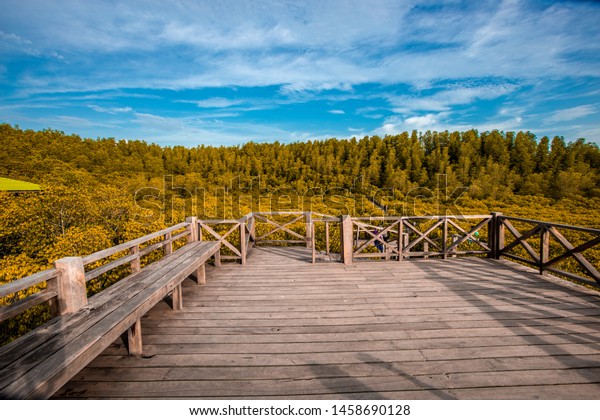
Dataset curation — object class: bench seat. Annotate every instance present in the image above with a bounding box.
[0,240,220,399]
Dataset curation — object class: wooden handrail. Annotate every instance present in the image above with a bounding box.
[0,268,58,299]
[0,221,194,327]
[496,215,600,285]
[499,215,600,235]
[82,222,189,265]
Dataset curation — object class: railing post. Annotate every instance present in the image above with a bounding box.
[540,225,550,276]
[402,233,410,261]
[491,212,504,259]
[53,257,87,316]
[398,219,404,262]
[240,222,247,265]
[451,234,461,258]
[341,215,353,265]
[164,232,173,255]
[311,222,316,264]
[442,217,448,260]
[305,211,312,249]
[325,221,330,256]
[186,216,198,243]
[130,245,141,273]
[249,214,256,242]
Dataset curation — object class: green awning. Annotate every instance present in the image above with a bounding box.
[0,177,41,192]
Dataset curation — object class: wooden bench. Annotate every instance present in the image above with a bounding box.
[0,240,220,399]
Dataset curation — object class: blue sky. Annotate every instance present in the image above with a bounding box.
[1,0,599,146]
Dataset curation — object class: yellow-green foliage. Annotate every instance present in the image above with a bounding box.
[1,124,599,345]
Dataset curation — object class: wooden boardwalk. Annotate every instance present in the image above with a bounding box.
[54,247,600,399]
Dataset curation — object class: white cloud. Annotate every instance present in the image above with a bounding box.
[187,98,244,108]
[328,109,345,115]
[131,111,314,146]
[389,81,519,113]
[6,0,600,97]
[404,114,440,129]
[88,105,133,114]
[0,30,33,46]
[546,105,596,123]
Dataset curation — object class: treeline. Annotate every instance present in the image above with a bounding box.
[2,123,600,342]
[2,124,599,200]
[1,123,600,275]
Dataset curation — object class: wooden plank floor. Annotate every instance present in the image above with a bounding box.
[54,247,600,399]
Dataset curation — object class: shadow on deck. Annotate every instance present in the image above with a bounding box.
[54,247,600,399]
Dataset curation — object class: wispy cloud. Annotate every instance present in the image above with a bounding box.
[389,81,520,113]
[88,105,133,114]
[328,109,345,115]
[546,105,596,123]
[184,97,244,109]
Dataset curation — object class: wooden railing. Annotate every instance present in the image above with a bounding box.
[495,213,600,286]
[0,219,195,325]
[347,215,493,261]
[193,212,599,287]
[2,211,598,345]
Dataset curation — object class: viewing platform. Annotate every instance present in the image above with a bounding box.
[57,247,600,399]
[1,212,599,399]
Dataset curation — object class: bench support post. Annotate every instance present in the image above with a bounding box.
[172,284,183,310]
[128,319,143,357]
[53,257,88,315]
[214,248,221,267]
[195,263,206,285]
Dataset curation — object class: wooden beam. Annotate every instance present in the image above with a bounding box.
[53,257,87,316]
[305,211,312,249]
[201,222,242,257]
[195,263,206,285]
[255,214,306,241]
[185,217,198,243]
[352,221,400,257]
[501,220,540,264]
[447,218,492,252]
[127,319,143,357]
[341,215,353,265]
[325,221,330,256]
[403,219,443,252]
[164,232,173,255]
[130,245,141,274]
[540,226,550,276]
[172,284,183,311]
[546,226,600,282]
[214,249,221,267]
[240,223,247,265]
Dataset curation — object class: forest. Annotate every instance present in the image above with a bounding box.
[1,123,600,342]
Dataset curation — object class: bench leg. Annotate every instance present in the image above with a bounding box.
[214,249,221,267]
[172,284,183,311]
[194,263,206,285]
[128,319,143,357]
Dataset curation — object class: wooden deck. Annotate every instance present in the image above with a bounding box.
[54,247,600,399]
